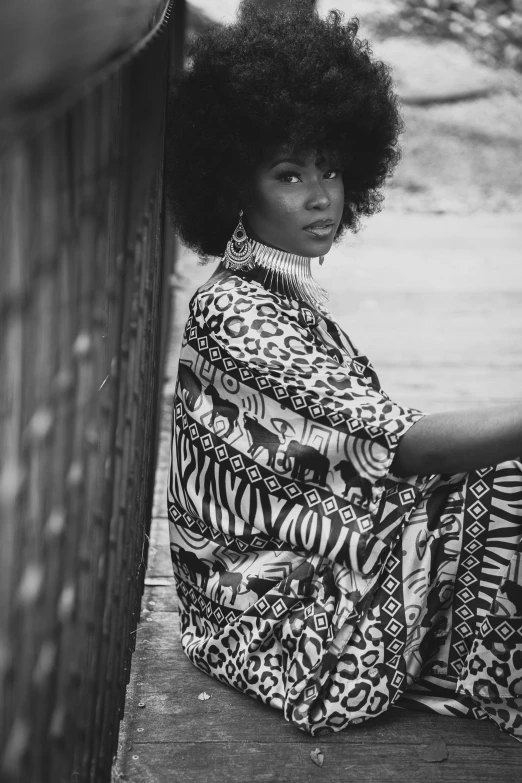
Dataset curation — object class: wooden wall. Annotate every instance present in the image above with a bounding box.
[0,2,182,780]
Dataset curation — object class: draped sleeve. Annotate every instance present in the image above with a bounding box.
[174,274,427,577]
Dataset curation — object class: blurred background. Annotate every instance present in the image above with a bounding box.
[0,2,521,782]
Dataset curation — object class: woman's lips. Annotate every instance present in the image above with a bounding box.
[303,224,334,238]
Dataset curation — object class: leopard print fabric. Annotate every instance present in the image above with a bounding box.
[168,271,522,740]
[456,545,522,737]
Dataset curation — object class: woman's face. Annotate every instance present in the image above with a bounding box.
[243,147,344,258]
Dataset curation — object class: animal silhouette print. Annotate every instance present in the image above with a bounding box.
[244,575,278,600]
[212,560,243,604]
[243,413,282,468]
[282,440,330,486]
[173,545,210,590]
[205,384,240,437]
[177,364,202,411]
[334,460,372,500]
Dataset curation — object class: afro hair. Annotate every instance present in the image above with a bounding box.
[165,0,403,260]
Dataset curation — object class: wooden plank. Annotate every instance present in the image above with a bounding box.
[119,739,522,783]
[133,611,178,649]
[146,518,172,577]
[146,541,173,578]
[152,396,174,519]
[149,517,170,547]
[142,585,177,613]
[128,613,515,748]
[123,687,516,748]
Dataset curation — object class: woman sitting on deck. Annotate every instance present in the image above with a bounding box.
[166,1,522,740]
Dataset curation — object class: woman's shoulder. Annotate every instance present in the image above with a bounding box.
[188,271,363,368]
[191,271,302,328]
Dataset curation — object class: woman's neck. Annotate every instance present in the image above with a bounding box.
[248,239,329,311]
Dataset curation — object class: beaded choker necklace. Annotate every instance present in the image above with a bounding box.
[248,240,329,312]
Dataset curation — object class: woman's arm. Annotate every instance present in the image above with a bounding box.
[391,404,522,477]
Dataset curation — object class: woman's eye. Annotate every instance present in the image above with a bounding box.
[275,169,340,183]
[276,171,301,183]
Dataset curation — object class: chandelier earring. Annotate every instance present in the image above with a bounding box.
[223,210,255,271]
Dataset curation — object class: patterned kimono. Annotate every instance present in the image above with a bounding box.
[167,267,522,740]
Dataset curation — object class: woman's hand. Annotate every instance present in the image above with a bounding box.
[391,404,522,477]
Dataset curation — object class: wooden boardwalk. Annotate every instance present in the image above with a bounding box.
[115,213,522,782]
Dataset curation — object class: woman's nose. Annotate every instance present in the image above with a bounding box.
[306,179,331,209]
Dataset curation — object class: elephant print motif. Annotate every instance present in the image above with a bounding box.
[282,439,330,486]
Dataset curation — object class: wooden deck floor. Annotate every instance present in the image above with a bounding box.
[115,213,522,782]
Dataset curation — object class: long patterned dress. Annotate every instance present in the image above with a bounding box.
[167,265,522,740]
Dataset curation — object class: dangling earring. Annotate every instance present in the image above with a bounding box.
[223,210,255,271]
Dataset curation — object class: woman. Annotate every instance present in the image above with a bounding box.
[166,1,522,739]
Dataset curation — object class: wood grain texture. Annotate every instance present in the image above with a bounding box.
[121,740,522,783]
[142,585,178,613]
[125,659,514,748]
[0,13,175,783]
[146,538,174,579]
